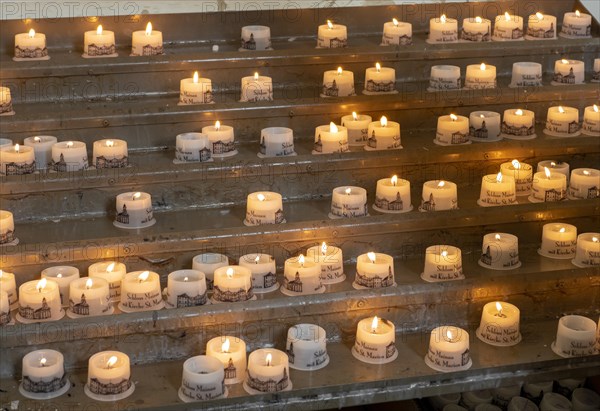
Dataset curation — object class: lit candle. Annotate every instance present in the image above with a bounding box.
[469,111,501,141]
[0,291,10,326]
[464,63,497,89]
[493,12,524,41]
[0,86,13,115]
[50,141,89,171]
[281,255,323,296]
[244,349,291,394]
[429,65,461,91]
[175,132,212,163]
[179,71,213,105]
[428,15,458,43]
[510,62,543,87]
[572,233,600,267]
[500,160,533,196]
[164,270,207,308]
[212,266,254,303]
[241,72,273,102]
[477,301,521,346]
[206,336,247,384]
[526,12,557,39]
[0,210,16,245]
[192,253,229,290]
[552,315,598,357]
[435,114,470,145]
[241,25,272,50]
[85,351,134,401]
[530,167,567,202]
[41,266,80,307]
[83,25,116,57]
[478,172,517,207]
[353,252,395,289]
[381,18,412,45]
[245,191,285,226]
[366,116,401,150]
[419,180,458,211]
[560,10,592,38]
[306,242,345,284]
[363,63,396,94]
[341,112,371,146]
[374,175,412,213]
[537,160,570,182]
[425,326,472,372]
[553,59,585,85]
[321,67,355,97]
[20,350,69,399]
[23,136,57,170]
[582,104,600,136]
[131,22,163,56]
[313,122,349,154]
[238,253,278,292]
[479,233,521,270]
[568,168,600,200]
[501,109,536,139]
[421,245,464,282]
[88,261,126,302]
[0,269,17,307]
[0,144,36,175]
[286,324,329,370]
[179,355,226,402]
[330,186,368,218]
[539,223,577,259]
[114,191,155,229]
[259,127,295,157]
[67,277,112,318]
[352,316,397,364]
[17,278,64,323]
[317,20,347,48]
[119,271,164,312]
[544,106,580,136]
[92,139,128,168]
[202,121,236,157]
[461,16,492,41]
[14,28,48,59]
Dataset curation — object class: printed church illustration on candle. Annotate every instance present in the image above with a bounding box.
[15,45,48,59]
[322,80,339,97]
[19,298,52,320]
[354,266,394,288]
[69,294,90,316]
[0,307,10,325]
[175,292,207,308]
[246,368,289,393]
[527,23,555,38]
[3,160,36,176]
[22,374,68,394]
[87,43,116,57]
[212,285,254,302]
[224,358,237,380]
[88,377,132,396]
[0,228,15,245]
[553,67,577,84]
[461,26,491,42]
[95,155,128,169]
[0,99,12,114]
[470,121,488,139]
[375,192,404,211]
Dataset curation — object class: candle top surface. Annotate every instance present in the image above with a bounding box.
[193,253,228,265]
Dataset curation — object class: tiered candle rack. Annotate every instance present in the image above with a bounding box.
[1,1,599,410]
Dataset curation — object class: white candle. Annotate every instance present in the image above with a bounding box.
[244,349,291,394]
[67,277,111,317]
[114,191,155,228]
[435,114,469,145]
[364,63,396,94]
[0,138,12,148]
[477,301,521,346]
[366,116,401,150]
[572,233,600,267]
[23,136,57,170]
[192,253,229,290]
[0,269,17,307]
[241,72,273,102]
[429,65,461,90]
[539,393,573,410]
[421,245,463,282]
[83,25,116,57]
[552,315,598,357]
[352,316,397,364]
[594,59,600,82]
[175,132,212,162]
[560,10,592,38]
[569,168,600,200]
[179,356,226,402]
[537,160,570,182]
[501,109,536,138]
[526,13,557,39]
[0,144,36,175]
[539,223,577,259]
[238,253,278,292]
[241,25,271,50]
[41,266,80,307]
[286,324,329,370]
[553,59,585,85]
[51,141,88,171]
[20,350,68,399]
[17,279,63,322]
[245,191,285,226]
[572,388,600,410]
[0,291,10,326]
[374,175,411,213]
[582,105,600,136]
[179,71,213,105]
[92,139,128,168]
[0,210,16,245]
[461,17,492,41]
[14,28,48,59]
[0,86,13,114]
[206,336,247,384]
[282,255,323,295]
[313,122,349,154]
[317,20,347,48]
[531,167,567,202]
[306,242,344,284]
[419,180,458,211]
[202,121,236,157]
[510,62,543,87]
[341,112,371,146]
[85,351,133,400]
[425,326,472,372]
[88,261,126,302]
[382,19,412,46]
[464,63,497,89]
[259,127,295,157]
[131,22,163,56]
[330,186,367,218]
[165,269,207,308]
[493,13,524,41]
[469,111,501,140]
[428,15,458,43]
[354,252,395,289]
[212,266,254,303]
[501,160,533,196]
[545,106,580,136]
[478,172,517,207]
[508,397,538,411]
[322,67,355,97]
[479,233,521,270]
[119,270,164,312]
[462,391,494,410]
[523,381,553,403]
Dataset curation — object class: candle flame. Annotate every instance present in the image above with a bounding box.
[371,316,379,332]
[106,356,118,369]
[495,234,501,240]
[254,72,259,81]
[594,105,599,112]
[550,161,556,167]
[0,270,3,278]
[299,254,305,267]
[193,71,199,83]
[37,278,47,292]
[14,144,19,153]
[446,329,454,340]
[138,271,149,282]
[257,193,266,201]
[496,172,503,183]
[544,166,551,179]
[450,114,458,121]
[133,192,141,200]
[86,278,93,289]
[222,338,230,353]
[441,250,448,258]
[107,262,115,272]
[376,62,381,72]
[593,237,598,242]
[475,16,482,23]
[515,109,523,116]
[480,63,486,71]
[512,159,521,169]
[327,20,333,29]
[106,140,114,147]
[558,106,565,114]
[559,227,566,233]
[29,28,35,38]
[561,59,569,64]
[440,14,447,24]
[575,10,581,17]
[381,116,388,127]
[183,276,188,282]
[66,141,74,148]
[437,181,446,188]
[583,170,590,176]
[330,122,338,133]
[265,353,272,366]
[40,358,47,367]
[57,273,62,278]
[321,242,327,255]
[367,252,376,263]
[145,22,152,36]
[226,267,234,279]
[337,67,343,76]
[536,12,544,20]
[352,111,358,120]
[97,25,103,35]
[393,18,399,26]
[345,187,351,195]
[496,301,503,314]
[391,175,398,186]
[254,255,260,264]
[215,120,221,130]
[34,137,41,143]
[504,12,511,21]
